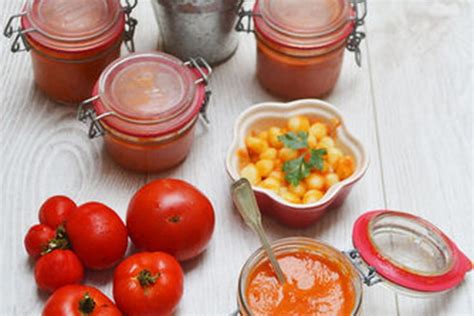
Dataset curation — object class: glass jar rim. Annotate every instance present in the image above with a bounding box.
[93,53,208,138]
[253,0,355,50]
[20,0,125,52]
[237,237,363,316]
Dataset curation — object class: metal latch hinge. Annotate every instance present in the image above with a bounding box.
[344,249,382,286]
[347,0,367,67]
[122,0,138,52]
[77,96,105,139]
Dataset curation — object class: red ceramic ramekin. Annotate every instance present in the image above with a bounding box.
[226,99,369,228]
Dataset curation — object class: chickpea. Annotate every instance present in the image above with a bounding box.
[303,190,324,204]
[268,127,284,149]
[325,173,340,188]
[335,156,355,180]
[269,170,285,182]
[246,136,268,154]
[280,191,301,204]
[319,136,335,149]
[305,173,325,190]
[309,122,328,140]
[256,159,274,177]
[308,134,318,148]
[260,177,281,193]
[241,164,261,185]
[327,147,343,165]
[257,131,269,141]
[288,116,310,132]
[279,148,298,162]
[289,182,307,197]
[259,148,278,160]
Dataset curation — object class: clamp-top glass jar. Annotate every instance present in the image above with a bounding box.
[78,52,212,173]
[237,210,472,315]
[3,0,137,104]
[236,0,367,99]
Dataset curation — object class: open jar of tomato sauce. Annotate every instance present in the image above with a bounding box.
[237,210,472,315]
[3,0,137,104]
[236,0,367,99]
[78,52,212,173]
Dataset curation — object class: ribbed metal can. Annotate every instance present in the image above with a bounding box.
[152,0,241,65]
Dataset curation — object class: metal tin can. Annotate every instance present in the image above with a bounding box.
[152,0,242,65]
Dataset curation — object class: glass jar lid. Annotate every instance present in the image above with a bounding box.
[353,210,472,293]
[21,0,124,52]
[93,53,206,138]
[254,0,354,49]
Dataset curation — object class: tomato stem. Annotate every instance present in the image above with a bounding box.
[137,269,160,287]
[168,215,181,223]
[79,293,96,314]
[41,224,70,255]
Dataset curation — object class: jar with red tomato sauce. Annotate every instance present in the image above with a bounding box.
[237,211,472,316]
[236,0,367,99]
[4,0,137,104]
[78,52,212,173]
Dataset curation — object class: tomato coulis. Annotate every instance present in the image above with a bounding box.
[245,250,356,316]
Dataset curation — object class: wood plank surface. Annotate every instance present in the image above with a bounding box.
[0,0,471,315]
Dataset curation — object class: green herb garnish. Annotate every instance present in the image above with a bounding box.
[279,132,327,186]
[278,131,309,150]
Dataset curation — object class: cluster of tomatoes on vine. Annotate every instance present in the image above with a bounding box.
[24,179,215,316]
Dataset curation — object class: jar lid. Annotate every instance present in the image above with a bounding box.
[21,0,124,51]
[254,0,354,49]
[353,210,472,293]
[93,53,208,138]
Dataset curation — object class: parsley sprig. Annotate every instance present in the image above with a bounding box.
[278,132,327,186]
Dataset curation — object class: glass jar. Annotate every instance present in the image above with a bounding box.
[4,0,137,104]
[236,0,367,99]
[237,210,472,315]
[78,52,212,173]
[152,0,242,65]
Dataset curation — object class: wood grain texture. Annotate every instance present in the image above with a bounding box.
[0,0,471,315]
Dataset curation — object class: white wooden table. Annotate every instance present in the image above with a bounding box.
[1,1,472,315]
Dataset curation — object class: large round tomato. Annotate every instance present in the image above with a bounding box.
[35,250,84,292]
[66,202,128,270]
[113,252,184,316]
[39,196,76,229]
[127,179,215,261]
[43,285,121,316]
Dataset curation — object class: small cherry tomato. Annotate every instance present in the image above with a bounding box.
[127,179,215,261]
[35,250,84,292]
[66,202,128,270]
[113,252,184,316]
[43,285,121,316]
[24,224,55,258]
[39,196,76,229]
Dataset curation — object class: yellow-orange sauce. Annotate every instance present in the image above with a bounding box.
[246,251,356,316]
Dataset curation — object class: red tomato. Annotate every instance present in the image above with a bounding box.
[39,196,76,229]
[127,179,215,261]
[66,202,128,270]
[113,252,184,316]
[35,250,84,292]
[43,285,121,316]
[24,224,55,258]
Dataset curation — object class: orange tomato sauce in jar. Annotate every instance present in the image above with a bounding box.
[238,238,361,316]
[7,0,136,104]
[80,53,211,173]
[251,0,360,99]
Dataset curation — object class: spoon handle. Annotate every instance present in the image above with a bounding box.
[231,178,286,284]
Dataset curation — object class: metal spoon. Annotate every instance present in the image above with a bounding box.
[231,178,286,284]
